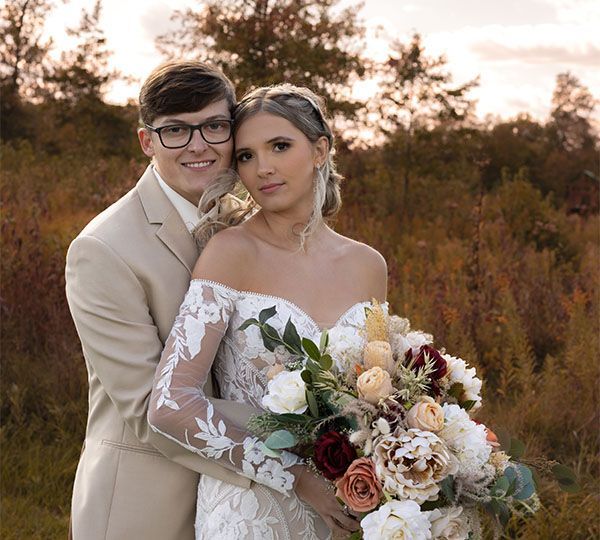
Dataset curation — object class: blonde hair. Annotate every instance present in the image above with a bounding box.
[194,84,343,249]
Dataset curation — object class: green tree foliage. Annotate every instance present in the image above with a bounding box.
[550,72,597,152]
[0,0,55,99]
[157,0,366,116]
[46,0,120,105]
[376,33,478,218]
[0,0,56,140]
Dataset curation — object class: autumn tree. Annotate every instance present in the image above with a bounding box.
[0,0,57,140]
[157,0,366,116]
[47,0,120,105]
[377,33,478,218]
[549,72,597,152]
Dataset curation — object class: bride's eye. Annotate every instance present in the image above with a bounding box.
[237,152,252,163]
[273,142,290,152]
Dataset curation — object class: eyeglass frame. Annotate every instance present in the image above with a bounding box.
[144,118,234,148]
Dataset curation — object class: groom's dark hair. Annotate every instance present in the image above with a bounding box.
[139,61,236,124]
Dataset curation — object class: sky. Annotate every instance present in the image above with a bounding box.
[43,0,600,122]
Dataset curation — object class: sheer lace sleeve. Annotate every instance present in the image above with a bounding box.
[148,280,301,495]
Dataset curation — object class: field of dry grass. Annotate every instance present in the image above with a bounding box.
[1,142,598,538]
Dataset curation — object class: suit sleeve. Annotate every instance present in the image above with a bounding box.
[65,234,256,474]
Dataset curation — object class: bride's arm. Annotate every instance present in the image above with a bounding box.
[148,278,302,495]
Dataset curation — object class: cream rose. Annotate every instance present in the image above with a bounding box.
[261,370,308,414]
[360,500,432,540]
[363,341,395,373]
[427,506,469,540]
[407,396,445,432]
[357,367,395,404]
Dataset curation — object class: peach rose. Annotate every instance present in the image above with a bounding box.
[406,396,444,432]
[357,367,395,404]
[363,341,395,373]
[335,457,382,513]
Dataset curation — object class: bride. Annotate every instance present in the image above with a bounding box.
[148,84,387,539]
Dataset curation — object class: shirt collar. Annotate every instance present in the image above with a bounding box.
[153,166,201,232]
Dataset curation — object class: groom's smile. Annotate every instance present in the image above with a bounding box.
[139,99,234,206]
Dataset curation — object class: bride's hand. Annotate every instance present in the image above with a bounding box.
[292,465,360,538]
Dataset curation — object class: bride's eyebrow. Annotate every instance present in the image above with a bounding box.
[236,136,295,153]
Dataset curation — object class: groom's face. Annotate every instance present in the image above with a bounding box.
[138,99,233,205]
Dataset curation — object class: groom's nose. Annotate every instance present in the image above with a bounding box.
[187,129,209,152]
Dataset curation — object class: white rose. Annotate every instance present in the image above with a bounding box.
[261,370,307,414]
[361,500,432,540]
[428,506,469,540]
[444,354,482,411]
[326,326,365,372]
[391,330,433,359]
[438,404,491,477]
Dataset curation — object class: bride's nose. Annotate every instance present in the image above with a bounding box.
[257,155,275,177]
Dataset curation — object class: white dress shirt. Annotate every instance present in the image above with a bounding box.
[153,166,201,232]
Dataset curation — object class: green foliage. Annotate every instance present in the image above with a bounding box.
[157,0,366,116]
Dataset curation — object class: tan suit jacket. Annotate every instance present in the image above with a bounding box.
[66,166,254,540]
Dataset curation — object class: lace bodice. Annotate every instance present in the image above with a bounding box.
[148,279,377,497]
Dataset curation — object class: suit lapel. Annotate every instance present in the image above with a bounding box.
[137,166,199,274]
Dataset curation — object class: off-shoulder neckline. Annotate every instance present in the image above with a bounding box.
[189,278,386,332]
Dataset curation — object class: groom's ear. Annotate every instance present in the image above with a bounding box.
[138,127,155,158]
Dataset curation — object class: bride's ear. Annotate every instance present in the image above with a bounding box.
[313,136,329,168]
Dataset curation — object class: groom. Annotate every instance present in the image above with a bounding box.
[66,61,252,539]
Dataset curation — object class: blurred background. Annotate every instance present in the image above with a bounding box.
[1,0,598,538]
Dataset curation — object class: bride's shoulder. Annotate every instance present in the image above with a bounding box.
[330,233,387,297]
[192,226,257,288]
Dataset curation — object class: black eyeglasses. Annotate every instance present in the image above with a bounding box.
[144,119,234,148]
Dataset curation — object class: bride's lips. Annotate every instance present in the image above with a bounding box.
[259,183,284,194]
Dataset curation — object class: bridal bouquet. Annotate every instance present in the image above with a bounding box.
[241,303,577,539]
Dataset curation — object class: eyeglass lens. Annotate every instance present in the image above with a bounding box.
[159,121,232,148]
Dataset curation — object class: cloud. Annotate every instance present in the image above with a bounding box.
[473,42,600,66]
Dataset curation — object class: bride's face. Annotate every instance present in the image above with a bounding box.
[234,112,327,214]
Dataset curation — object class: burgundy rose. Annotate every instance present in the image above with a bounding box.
[313,431,357,480]
[405,345,447,395]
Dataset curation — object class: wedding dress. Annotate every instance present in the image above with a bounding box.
[149,279,377,540]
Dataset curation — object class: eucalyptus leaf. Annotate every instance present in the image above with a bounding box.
[306,390,319,417]
[264,429,297,450]
[320,354,333,371]
[259,305,278,324]
[319,329,329,352]
[238,318,259,331]
[261,323,282,352]
[552,464,581,493]
[283,318,303,354]
[301,370,313,384]
[440,475,455,503]
[508,438,526,459]
[257,441,281,458]
[492,476,510,497]
[302,338,321,361]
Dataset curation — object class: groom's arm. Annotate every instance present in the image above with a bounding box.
[65,234,257,479]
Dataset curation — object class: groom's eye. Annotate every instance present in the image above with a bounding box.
[163,125,186,135]
[205,121,229,132]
